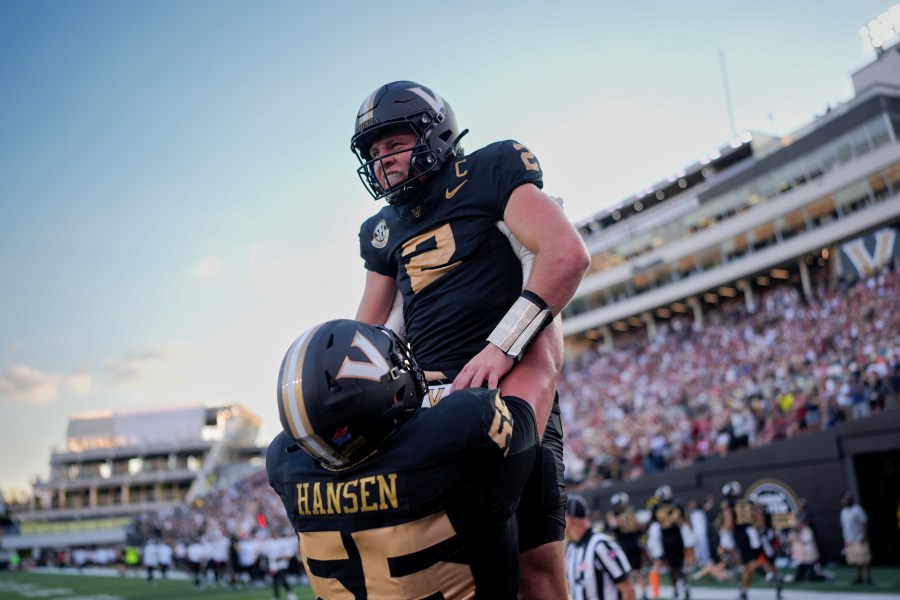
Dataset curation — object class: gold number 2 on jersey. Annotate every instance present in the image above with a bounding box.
[401,223,462,293]
[512,143,540,171]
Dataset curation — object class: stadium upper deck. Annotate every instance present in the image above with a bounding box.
[562,44,900,349]
[4,404,264,551]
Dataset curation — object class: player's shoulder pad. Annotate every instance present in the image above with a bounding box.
[471,139,528,162]
[266,431,307,481]
[359,206,394,238]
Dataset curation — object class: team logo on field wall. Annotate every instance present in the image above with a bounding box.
[747,478,800,530]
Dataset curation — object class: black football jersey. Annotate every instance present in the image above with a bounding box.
[359,140,544,372]
[653,501,686,554]
[267,390,539,599]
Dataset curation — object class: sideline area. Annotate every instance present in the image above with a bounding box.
[2,567,900,600]
[656,585,900,599]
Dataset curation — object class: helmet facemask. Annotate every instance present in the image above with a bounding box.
[351,81,466,205]
[353,119,441,205]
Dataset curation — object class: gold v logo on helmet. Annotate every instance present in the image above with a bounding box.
[337,331,391,382]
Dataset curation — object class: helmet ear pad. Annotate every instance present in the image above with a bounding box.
[278,320,425,470]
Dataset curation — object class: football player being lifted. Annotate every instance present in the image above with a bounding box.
[267,319,561,599]
[352,81,590,598]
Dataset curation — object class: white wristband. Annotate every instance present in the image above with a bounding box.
[487,291,552,361]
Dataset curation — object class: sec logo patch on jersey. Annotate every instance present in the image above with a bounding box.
[371,219,390,249]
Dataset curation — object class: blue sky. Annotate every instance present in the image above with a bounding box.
[0,0,894,498]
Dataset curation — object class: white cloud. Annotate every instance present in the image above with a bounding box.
[0,365,93,405]
[192,256,222,280]
[66,372,93,395]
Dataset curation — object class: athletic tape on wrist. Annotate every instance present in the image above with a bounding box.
[487,290,552,361]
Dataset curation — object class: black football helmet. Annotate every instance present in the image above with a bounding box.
[277,319,427,470]
[722,481,742,499]
[611,492,630,509]
[351,80,467,204]
[654,485,673,502]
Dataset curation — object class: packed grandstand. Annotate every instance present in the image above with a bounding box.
[560,264,898,488]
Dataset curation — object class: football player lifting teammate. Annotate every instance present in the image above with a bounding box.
[267,319,561,598]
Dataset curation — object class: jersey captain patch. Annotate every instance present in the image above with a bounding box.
[371,219,389,249]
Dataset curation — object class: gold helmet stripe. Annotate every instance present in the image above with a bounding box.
[281,324,340,464]
[357,89,378,129]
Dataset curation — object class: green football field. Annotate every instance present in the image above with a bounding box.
[1,566,900,599]
[683,564,900,596]
[0,571,316,600]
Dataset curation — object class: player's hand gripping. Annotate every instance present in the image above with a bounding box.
[450,343,514,392]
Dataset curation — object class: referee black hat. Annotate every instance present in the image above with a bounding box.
[565,495,590,519]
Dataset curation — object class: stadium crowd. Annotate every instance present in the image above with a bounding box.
[133,469,291,544]
[559,263,900,488]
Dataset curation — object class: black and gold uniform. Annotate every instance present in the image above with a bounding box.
[723,496,761,565]
[647,492,692,600]
[606,505,645,574]
[649,500,687,570]
[359,139,566,550]
[359,140,540,373]
[267,388,538,599]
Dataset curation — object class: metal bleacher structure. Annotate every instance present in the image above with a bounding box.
[2,404,264,552]
[561,44,900,353]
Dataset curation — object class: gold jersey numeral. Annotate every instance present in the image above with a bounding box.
[298,511,475,597]
[401,223,462,293]
[512,143,540,172]
[735,500,754,525]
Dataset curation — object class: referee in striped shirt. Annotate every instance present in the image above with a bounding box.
[565,495,636,600]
